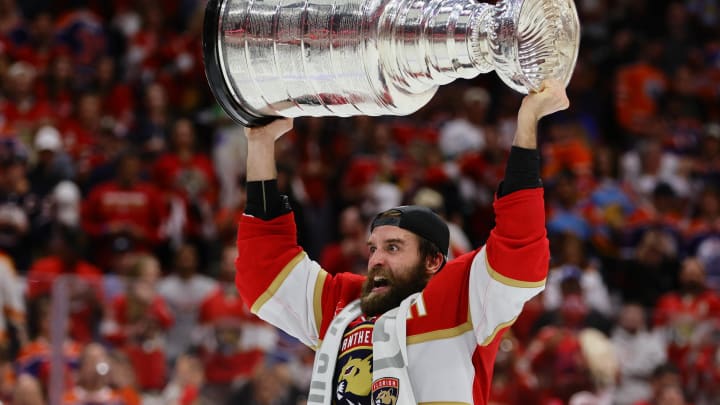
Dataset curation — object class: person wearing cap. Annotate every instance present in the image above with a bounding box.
[28,125,74,198]
[235,80,569,404]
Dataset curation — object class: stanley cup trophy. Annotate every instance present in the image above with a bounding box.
[203,0,580,126]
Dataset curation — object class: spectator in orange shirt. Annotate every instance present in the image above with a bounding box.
[1,347,18,404]
[16,296,82,396]
[107,350,142,405]
[615,40,668,137]
[62,344,129,405]
[541,116,593,188]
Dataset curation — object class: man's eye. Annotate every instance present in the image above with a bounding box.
[388,244,398,252]
[369,246,376,253]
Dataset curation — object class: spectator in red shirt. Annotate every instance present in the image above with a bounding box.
[161,353,204,405]
[0,0,23,37]
[58,92,106,177]
[26,227,103,343]
[153,118,218,246]
[654,257,720,384]
[42,49,75,120]
[489,331,536,405]
[101,253,173,392]
[197,245,278,402]
[93,56,135,133]
[319,205,369,275]
[522,325,595,405]
[81,151,167,269]
[0,61,53,139]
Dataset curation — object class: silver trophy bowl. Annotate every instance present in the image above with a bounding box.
[203,0,580,126]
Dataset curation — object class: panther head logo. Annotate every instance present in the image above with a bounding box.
[336,354,372,398]
[371,377,399,405]
[374,389,397,405]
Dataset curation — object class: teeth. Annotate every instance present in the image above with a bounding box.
[373,276,389,288]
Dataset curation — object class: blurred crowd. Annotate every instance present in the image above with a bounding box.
[0,0,718,404]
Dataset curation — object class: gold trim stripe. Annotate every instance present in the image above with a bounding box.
[407,321,473,345]
[251,252,307,313]
[313,270,329,336]
[485,252,546,288]
[480,316,517,346]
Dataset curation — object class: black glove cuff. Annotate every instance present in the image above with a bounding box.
[497,146,542,197]
[246,180,292,220]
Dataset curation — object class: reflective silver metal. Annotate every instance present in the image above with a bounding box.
[203,0,580,126]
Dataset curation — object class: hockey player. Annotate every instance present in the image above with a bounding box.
[235,80,569,404]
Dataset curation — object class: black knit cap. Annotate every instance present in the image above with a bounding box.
[370,205,449,257]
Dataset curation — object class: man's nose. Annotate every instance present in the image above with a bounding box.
[368,250,385,268]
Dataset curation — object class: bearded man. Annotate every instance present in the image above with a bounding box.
[235,80,569,404]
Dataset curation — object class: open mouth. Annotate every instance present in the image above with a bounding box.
[371,276,390,293]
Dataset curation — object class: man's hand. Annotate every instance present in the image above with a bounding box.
[244,118,294,143]
[513,79,570,149]
[245,118,294,181]
[519,79,570,122]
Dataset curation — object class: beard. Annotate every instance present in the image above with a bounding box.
[359,259,429,317]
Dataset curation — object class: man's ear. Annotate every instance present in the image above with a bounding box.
[425,253,444,276]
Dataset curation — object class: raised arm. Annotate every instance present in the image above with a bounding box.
[513,79,570,149]
[236,118,364,349]
[498,79,570,198]
[467,80,569,345]
[245,118,293,181]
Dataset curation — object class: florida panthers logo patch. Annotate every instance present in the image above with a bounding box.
[371,377,399,405]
